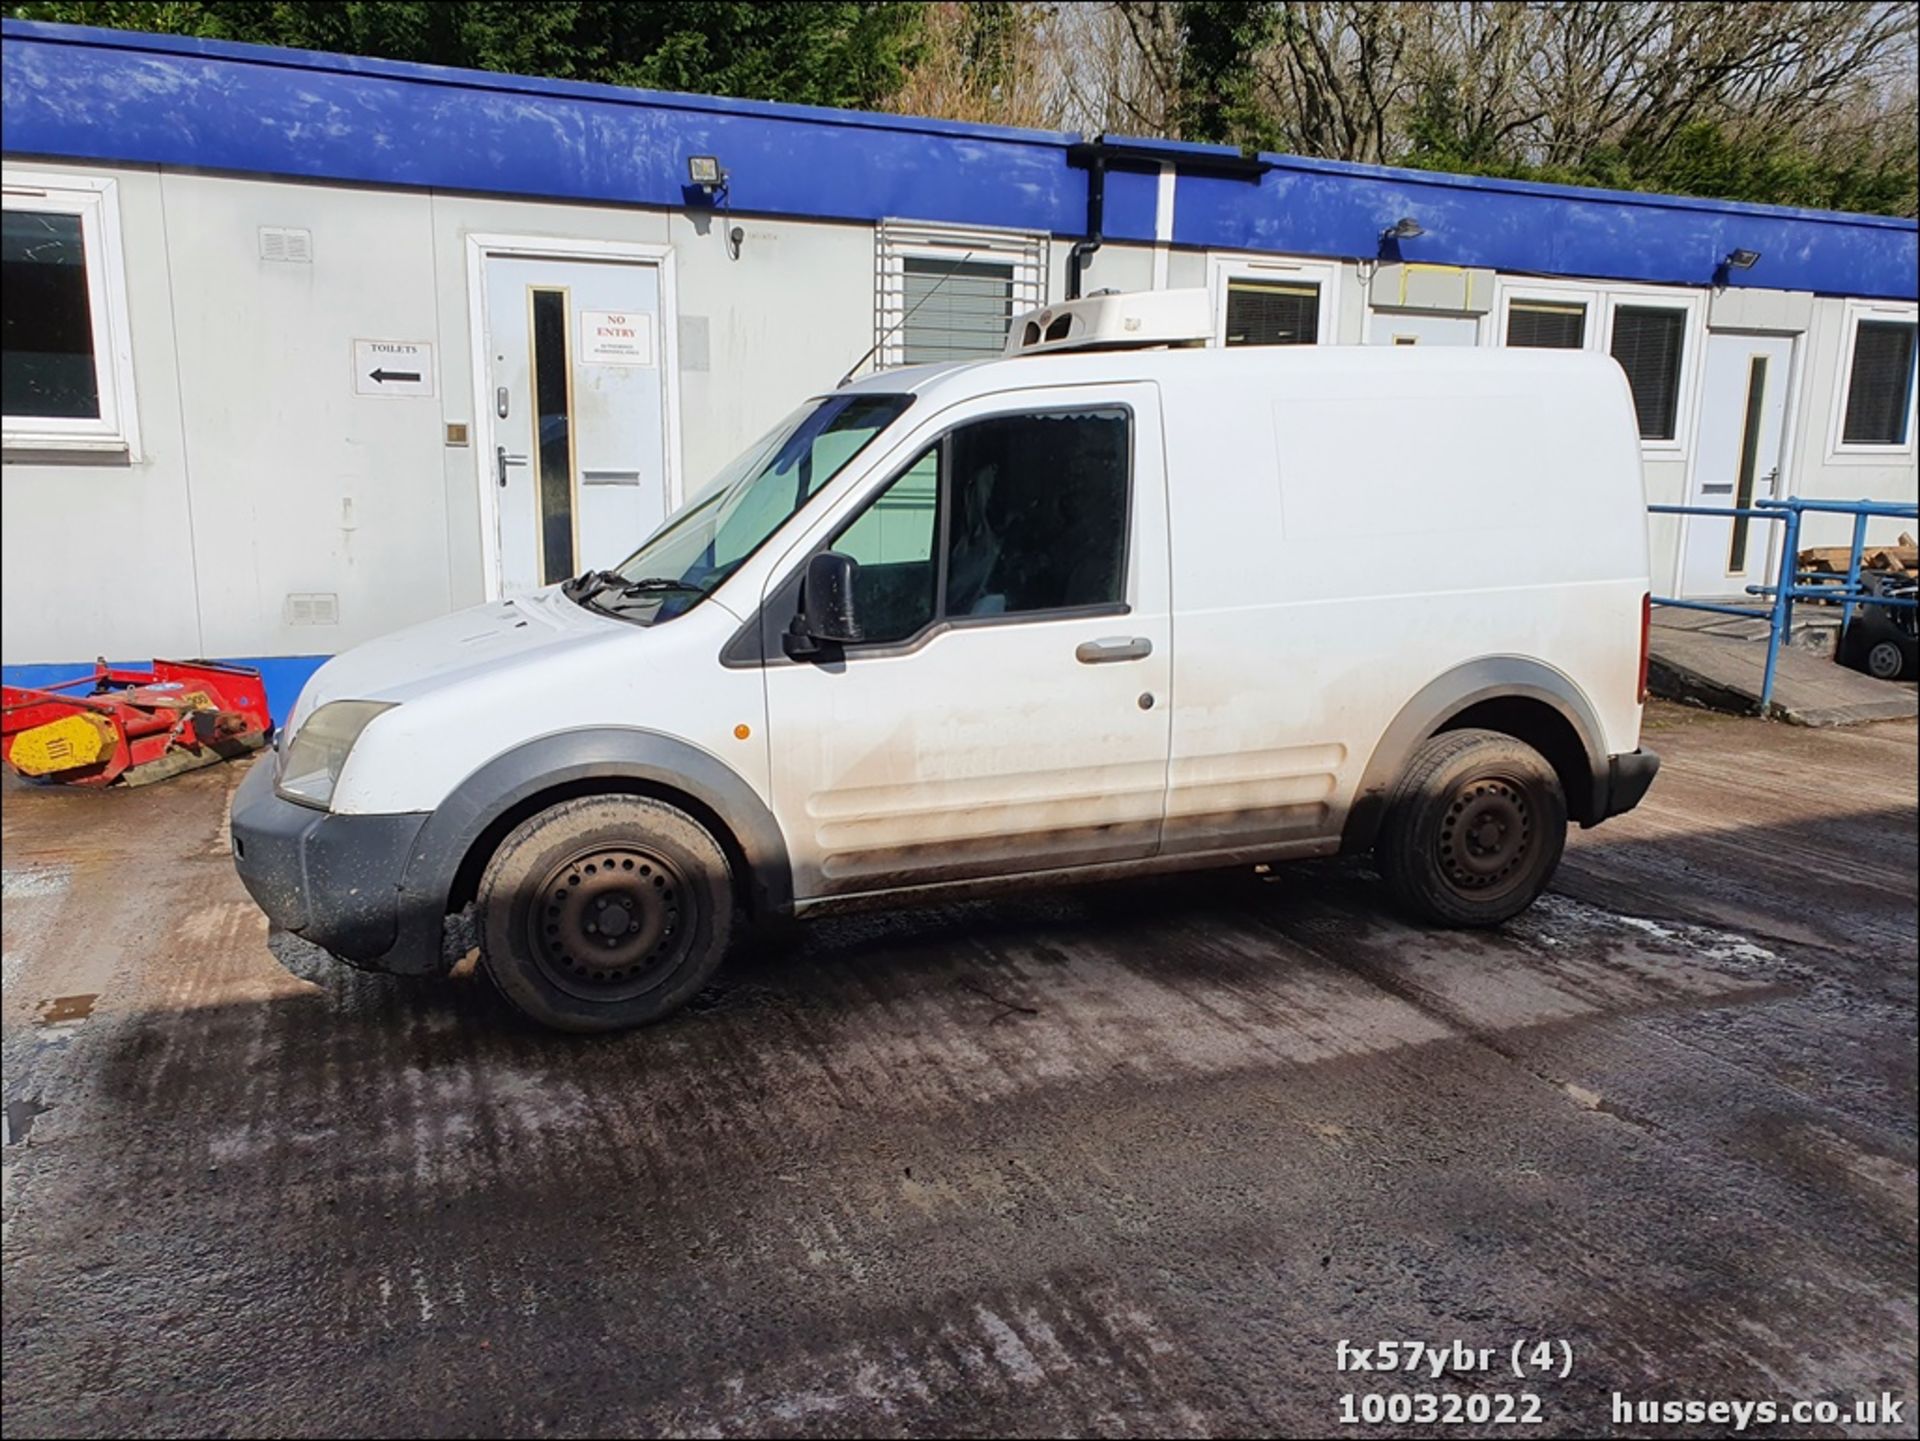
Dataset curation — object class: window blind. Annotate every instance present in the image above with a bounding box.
[1224,280,1320,346]
[900,257,1017,364]
[1610,306,1686,440]
[1507,300,1586,349]
[1842,320,1917,446]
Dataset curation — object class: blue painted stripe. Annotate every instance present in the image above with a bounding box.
[4,655,327,728]
[1100,166,1162,248]
[3,18,1914,297]
[1204,140,1916,228]
[1,18,1107,240]
[1174,157,1918,298]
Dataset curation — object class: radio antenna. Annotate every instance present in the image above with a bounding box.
[838,249,979,387]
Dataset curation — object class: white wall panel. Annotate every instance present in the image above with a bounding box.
[159,172,449,657]
[0,162,201,664]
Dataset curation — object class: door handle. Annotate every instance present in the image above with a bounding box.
[1076,636,1152,664]
[496,446,529,487]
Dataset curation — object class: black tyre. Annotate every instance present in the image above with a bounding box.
[477,795,734,1032]
[1375,728,1567,927]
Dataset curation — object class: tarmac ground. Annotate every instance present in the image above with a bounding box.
[3,702,1915,1437]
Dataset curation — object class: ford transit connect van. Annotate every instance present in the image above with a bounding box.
[232,290,1659,1032]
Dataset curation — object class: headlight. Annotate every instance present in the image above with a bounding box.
[276,700,395,809]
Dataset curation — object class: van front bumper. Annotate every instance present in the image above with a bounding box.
[229,758,435,973]
[1595,747,1660,822]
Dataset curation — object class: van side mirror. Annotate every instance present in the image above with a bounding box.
[784,550,862,657]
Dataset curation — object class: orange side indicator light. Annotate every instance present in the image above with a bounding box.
[734,723,751,740]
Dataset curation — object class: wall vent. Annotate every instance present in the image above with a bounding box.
[284,592,338,626]
[259,226,313,263]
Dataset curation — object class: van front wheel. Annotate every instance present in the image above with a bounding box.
[477,795,734,1032]
[1375,728,1567,927]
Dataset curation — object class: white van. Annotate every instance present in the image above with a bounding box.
[232,291,1659,1032]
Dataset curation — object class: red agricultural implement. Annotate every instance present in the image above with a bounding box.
[1,660,270,787]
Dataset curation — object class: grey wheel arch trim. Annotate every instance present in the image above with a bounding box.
[1339,657,1609,853]
[399,727,793,930]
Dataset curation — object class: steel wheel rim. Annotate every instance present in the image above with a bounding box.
[1438,775,1535,897]
[529,844,692,1001]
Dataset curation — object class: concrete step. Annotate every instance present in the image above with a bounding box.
[1648,612,1916,726]
[1651,604,1840,656]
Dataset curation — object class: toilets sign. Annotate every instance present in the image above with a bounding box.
[353,339,435,397]
[581,311,655,366]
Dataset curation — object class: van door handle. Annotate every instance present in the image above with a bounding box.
[496,446,529,487]
[1076,636,1152,664]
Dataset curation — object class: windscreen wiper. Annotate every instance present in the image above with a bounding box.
[582,577,711,617]
[565,569,626,601]
[616,576,706,598]
[565,572,708,620]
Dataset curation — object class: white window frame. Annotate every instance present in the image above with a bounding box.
[875,220,1048,370]
[1490,275,1706,456]
[1827,298,1919,461]
[2,169,141,457]
[1207,252,1341,346]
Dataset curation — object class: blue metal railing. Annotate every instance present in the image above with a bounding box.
[1648,496,1918,710]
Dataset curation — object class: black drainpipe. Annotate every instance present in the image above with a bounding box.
[1065,138,1268,302]
[1066,146,1106,300]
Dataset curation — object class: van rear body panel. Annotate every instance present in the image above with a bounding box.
[1133,347,1648,857]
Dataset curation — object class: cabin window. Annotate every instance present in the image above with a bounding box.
[1224,279,1321,346]
[899,257,1018,364]
[1507,299,1587,349]
[875,222,1048,370]
[2,172,138,455]
[1841,316,1917,448]
[1610,305,1687,441]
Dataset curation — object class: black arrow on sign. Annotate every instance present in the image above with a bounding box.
[368,368,422,384]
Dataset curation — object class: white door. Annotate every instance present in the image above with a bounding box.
[482,254,669,595]
[764,385,1173,902]
[1680,332,1794,598]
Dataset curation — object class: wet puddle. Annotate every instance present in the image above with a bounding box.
[3,1095,52,1145]
[36,993,98,1025]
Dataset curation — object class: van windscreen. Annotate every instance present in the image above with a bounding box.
[586,393,911,621]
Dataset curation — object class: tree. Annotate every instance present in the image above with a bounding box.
[885,1,1075,129]
[0,1,927,111]
[1108,0,1918,215]
[1170,0,1281,149]
[1092,0,1184,135]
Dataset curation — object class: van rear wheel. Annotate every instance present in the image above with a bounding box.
[1375,728,1567,927]
[477,795,734,1032]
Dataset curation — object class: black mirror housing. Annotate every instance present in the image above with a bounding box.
[784,550,862,657]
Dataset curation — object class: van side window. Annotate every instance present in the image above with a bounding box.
[833,449,939,643]
[825,407,1130,651]
[944,410,1129,617]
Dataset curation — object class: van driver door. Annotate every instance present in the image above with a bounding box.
[762,384,1173,902]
